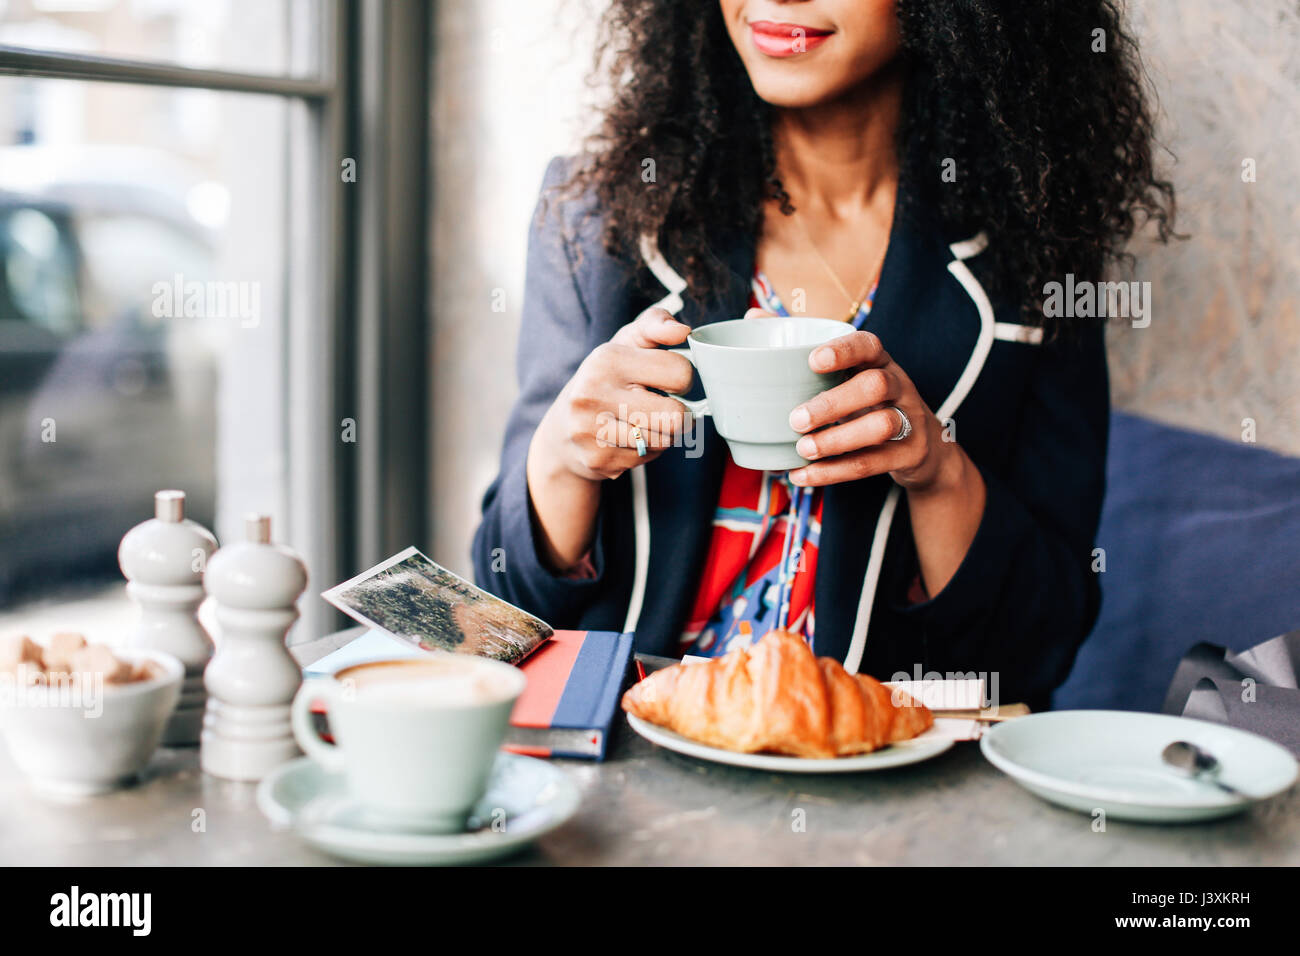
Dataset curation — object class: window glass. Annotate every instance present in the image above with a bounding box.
[0,75,291,615]
[0,206,80,333]
[0,0,317,78]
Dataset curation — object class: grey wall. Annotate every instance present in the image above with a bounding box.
[1109,1,1300,454]
[428,0,1300,575]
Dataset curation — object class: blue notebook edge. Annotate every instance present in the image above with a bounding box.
[552,630,635,761]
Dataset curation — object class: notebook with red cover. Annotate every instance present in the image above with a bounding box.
[304,628,634,760]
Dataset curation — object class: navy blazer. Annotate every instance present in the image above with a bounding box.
[472,157,1109,708]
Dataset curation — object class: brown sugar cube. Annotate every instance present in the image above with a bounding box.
[19,662,47,686]
[129,659,159,684]
[0,636,44,673]
[44,632,87,671]
[69,644,134,684]
[46,668,77,689]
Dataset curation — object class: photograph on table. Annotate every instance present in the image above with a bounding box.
[322,546,552,665]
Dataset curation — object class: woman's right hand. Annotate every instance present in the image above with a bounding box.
[525,308,695,571]
[531,307,696,483]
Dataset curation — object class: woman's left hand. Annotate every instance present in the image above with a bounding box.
[773,314,960,493]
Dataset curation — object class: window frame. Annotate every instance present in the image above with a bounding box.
[0,0,430,637]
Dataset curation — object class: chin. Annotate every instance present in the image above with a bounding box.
[746,69,849,110]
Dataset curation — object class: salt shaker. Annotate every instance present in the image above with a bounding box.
[118,489,218,745]
[200,514,307,781]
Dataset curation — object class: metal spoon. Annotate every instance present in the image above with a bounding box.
[1161,741,1249,799]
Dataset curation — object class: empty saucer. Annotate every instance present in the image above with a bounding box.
[981,710,1297,823]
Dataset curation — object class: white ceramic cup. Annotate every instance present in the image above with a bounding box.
[669,316,855,471]
[291,655,526,834]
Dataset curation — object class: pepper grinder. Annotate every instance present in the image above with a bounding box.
[200,514,307,781]
[118,489,219,745]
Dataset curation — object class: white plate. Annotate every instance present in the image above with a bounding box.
[256,752,581,865]
[626,713,955,772]
[980,710,1298,823]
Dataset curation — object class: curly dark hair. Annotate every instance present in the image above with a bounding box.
[561,0,1178,331]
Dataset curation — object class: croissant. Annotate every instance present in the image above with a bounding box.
[622,629,933,758]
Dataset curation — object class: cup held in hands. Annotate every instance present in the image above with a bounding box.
[667,316,853,471]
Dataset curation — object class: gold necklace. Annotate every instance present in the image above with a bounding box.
[793,209,887,323]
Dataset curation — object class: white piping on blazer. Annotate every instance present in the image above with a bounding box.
[843,231,999,672]
[620,236,683,634]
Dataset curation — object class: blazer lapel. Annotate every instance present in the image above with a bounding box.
[633,233,755,655]
[815,190,985,664]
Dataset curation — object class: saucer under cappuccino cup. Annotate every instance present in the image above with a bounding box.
[669,316,854,471]
[291,655,526,834]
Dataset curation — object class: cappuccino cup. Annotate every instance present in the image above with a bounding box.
[290,655,526,833]
[669,315,854,471]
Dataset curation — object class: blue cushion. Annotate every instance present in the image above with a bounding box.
[1054,411,1300,712]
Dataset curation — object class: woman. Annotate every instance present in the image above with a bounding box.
[472,0,1174,708]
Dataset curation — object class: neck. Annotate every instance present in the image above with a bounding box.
[771,64,903,218]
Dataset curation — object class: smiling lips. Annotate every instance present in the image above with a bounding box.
[749,20,833,57]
